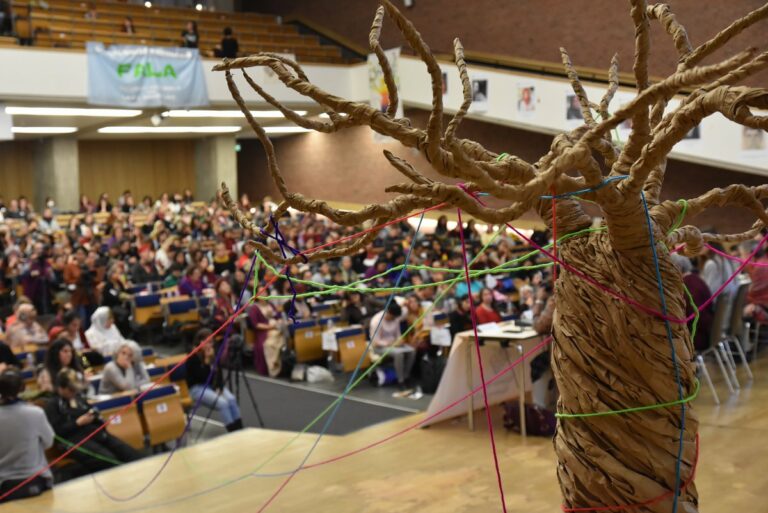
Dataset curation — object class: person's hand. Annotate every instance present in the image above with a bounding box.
[76,411,96,426]
[0,362,7,373]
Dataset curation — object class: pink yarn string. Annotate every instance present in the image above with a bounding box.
[705,243,768,268]
[456,184,768,324]
[456,208,508,513]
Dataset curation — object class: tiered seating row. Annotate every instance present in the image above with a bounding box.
[12,0,347,64]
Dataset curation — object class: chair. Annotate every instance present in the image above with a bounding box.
[132,293,163,325]
[334,326,370,372]
[147,366,170,384]
[94,395,146,450]
[138,385,186,447]
[726,281,753,380]
[432,312,450,327]
[697,294,735,404]
[163,298,200,334]
[142,347,157,365]
[290,319,323,363]
[21,369,37,392]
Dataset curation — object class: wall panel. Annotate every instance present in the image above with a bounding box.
[78,140,196,202]
[0,141,35,201]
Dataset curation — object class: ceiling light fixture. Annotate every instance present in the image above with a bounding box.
[5,106,142,117]
[11,127,78,134]
[163,109,307,118]
[263,126,312,134]
[98,126,242,134]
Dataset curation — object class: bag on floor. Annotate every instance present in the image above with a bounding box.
[502,401,556,437]
[419,353,446,394]
[306,365,334,383]
[369,366,398,387]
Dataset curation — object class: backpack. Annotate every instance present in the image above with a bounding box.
[502,401,556,437]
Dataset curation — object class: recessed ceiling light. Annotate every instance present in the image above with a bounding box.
[98,126,242,134]
[163,109,307,118]
[263,126,312,134]
[11,127,78,134]
[144,1,152,7]
[5,107,142,117]
[195,3,203,11]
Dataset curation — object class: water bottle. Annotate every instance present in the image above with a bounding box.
[26,352,34,370]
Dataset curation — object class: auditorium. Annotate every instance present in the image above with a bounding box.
[1,1,767,512]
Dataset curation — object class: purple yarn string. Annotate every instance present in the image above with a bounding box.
[263,215,305,324]
[92,251,260,502]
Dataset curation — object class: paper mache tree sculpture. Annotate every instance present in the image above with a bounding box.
[214,1,768,511]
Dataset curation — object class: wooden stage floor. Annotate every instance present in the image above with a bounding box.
[4,357,767,513]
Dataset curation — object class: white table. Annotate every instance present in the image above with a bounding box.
[422,322,544,436]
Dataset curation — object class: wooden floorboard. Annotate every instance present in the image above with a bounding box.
[4,357,766,513]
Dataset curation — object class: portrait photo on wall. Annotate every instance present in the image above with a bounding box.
[565,94,583,120]
[470,77,488,113]
[517,84,536,115]
[742,127,765,151]
[441,71,448,96]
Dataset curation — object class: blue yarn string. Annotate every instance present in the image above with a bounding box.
[256,213,426,500]
[91,251,260,502]
[641,191,686,513]
[540,175,628,199]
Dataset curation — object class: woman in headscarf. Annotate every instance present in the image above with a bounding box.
[85,307,129,357]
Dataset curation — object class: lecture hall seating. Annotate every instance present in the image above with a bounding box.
[11,0,349,64]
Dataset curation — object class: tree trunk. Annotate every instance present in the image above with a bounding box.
[552,229,699,512]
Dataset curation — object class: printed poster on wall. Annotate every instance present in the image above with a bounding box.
[87,42,209,108]
[469,74,489,113]
[368,47,403,142]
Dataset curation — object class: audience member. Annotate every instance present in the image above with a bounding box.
[39,339,89,394]
[246,301,284,377]
[120,16,135,33]
[214,27,239,58]
[44,369,141,473]
[85,307,129,357]
[474,287,502,325]
[0,369,54,502]
[181,20,199,48]
[370,302,414,389]
[100,342,148,394]
[6,304,48,351]
[186,329,243,432]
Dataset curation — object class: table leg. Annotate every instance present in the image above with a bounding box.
[467,339,474,431]
[517,343,526,438]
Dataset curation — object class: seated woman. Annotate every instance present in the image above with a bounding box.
[370,302,415,390]
[85,307,132,357]
[0,369,54,502]
[186,329,243,432]
[44,369,141,473]
[100,342,149,395]
[341,291,369,326]
[402,294,430,351]
[247,301,284,377]
[475,287,502,325]
[38,339,90,395]
[178,265,205,297]
[211,279,236,328]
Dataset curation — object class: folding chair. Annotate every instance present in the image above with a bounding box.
[94,395,146,450]
[141,347,157,365]
[291,319,323,363]
[138,385,186,448]
[697,294,736,404]
[726,280,753,380]
[132,293,163,326]
[147,365,170,384]
[334,326,370,372]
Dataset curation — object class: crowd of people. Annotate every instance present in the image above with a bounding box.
[0,186,766,502]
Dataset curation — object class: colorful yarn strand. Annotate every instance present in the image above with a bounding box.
[457,208,508,513]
